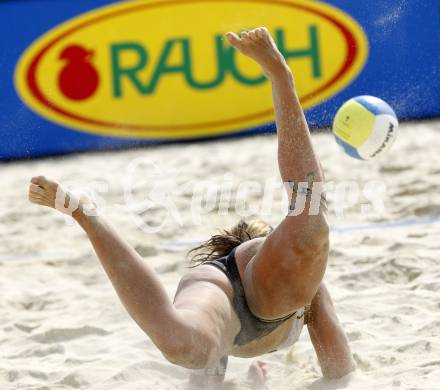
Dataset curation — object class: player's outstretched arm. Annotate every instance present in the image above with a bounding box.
[308,284,356,379]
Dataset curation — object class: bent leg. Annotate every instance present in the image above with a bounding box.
[28,176,224,368]
[76,210,235,368]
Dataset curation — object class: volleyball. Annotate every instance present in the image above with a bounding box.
[332,96,399,160]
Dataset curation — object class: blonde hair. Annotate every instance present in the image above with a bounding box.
[188,219,273,267]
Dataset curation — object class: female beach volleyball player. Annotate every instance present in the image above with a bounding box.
[28,28,355,387]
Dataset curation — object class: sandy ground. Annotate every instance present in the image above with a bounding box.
[1,120,440,390]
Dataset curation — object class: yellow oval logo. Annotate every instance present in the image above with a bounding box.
[15,0,368,139]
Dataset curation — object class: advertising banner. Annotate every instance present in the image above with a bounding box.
[1,0,440,160]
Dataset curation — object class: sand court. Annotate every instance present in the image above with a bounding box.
[1,121,440,389]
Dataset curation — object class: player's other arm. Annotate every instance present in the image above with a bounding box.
[187,356,228,389]
[307,284,356,379]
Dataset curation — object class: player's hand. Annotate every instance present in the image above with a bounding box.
[247,359,268,389]
[226,27,289,79]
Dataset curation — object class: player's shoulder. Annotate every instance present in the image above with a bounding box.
[179,238,266,295]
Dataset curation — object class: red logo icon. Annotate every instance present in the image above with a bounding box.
[58,45,99,101]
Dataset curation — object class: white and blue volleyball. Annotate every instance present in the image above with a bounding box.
[332,96,399,160]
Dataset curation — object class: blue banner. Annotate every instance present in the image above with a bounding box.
[1,0,439,160]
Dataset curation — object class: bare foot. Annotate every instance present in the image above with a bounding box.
[247,359,268,389]
[225,27,288,79]
[28,176,96,217]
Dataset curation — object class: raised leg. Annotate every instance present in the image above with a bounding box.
[227,29,329,319]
